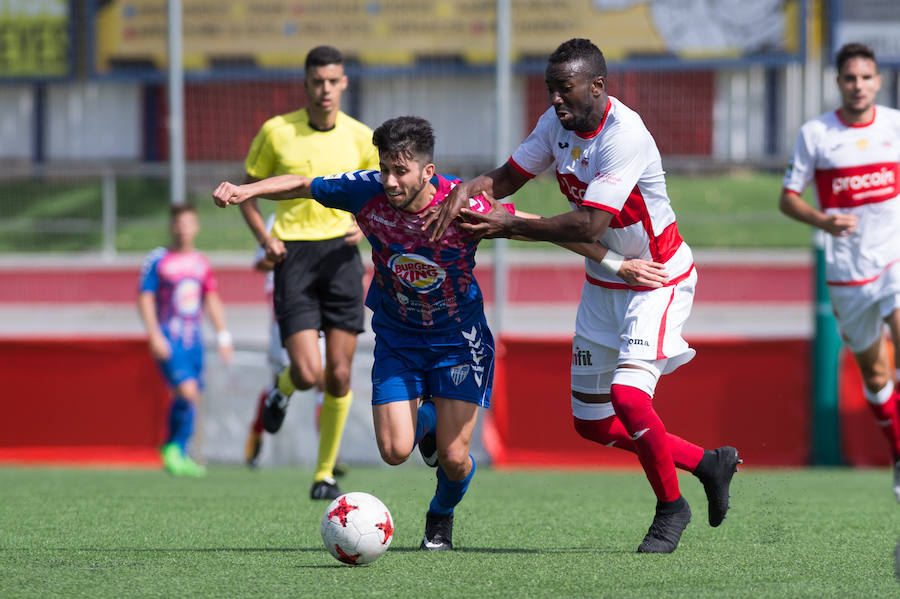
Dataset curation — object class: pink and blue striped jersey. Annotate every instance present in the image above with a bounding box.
[310,171,510,334]
[139,248,218,348]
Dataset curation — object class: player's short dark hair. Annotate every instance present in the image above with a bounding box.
[372,116,435,164]
[547,38,607,80]
[305,45,343,71]
[170,203,196,220]
[836,42,877,73]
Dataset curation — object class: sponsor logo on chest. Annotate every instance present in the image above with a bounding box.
[388,253,446,293]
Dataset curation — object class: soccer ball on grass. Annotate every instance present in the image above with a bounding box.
[320,492,394,565]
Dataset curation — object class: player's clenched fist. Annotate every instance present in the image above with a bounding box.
[213,181,250,207]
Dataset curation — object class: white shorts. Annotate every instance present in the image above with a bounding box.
[830,263,900,353]
[573,268,697,370]
[569,270,697,421]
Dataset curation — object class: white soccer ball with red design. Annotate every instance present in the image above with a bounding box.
[320,492,394,565]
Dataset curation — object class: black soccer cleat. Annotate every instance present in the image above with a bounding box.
[418,430,438,468]
[261,387,290,434]
[310,478,342,500]
[637,496,691,554]
[694,446,741,527]
[419,511,454,551]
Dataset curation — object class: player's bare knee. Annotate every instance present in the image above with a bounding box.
[863,372,892,395]
[437,447,469,477]
[377,442,411,466]
[324,363,352,396]
[289,363,318,391]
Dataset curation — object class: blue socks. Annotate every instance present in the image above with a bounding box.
[429,455,476,515]
[167,397,195,453]
[414,400,437,446]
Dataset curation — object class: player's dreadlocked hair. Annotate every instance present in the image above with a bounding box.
[547,38,607,80]
[372,116,435,164]
[305,45,343,71]
[836,42,877,74]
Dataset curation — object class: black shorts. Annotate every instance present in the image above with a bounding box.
[273,237,365,343]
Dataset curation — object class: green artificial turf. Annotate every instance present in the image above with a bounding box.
[1,465,897,598]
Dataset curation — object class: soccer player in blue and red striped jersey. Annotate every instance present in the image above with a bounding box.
[138,204,234,476]
[215,116,505,549]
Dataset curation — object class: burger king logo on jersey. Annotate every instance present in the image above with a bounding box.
[388,253,446,293]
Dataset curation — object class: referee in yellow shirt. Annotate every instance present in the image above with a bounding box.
[239,46,378,500]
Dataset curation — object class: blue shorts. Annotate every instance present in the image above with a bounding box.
[371,319,494,407]
[157,341,204,389]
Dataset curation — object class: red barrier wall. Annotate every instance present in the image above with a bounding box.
[839,343,896,466]
[485,336,813,467]
[0,338,168,466]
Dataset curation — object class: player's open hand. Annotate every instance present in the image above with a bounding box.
[617,258,669,288]
[148,331,171,361]
[423,181,471,241]
[218,341,234,365]
[824,212,858,237]
[458,192,514,240]
[213,181,251,207]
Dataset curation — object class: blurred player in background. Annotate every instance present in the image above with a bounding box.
[239,45,378,499]
[426,38,741,553]
[244,215,347,478]
[781,42,900,499]
[216,115,664,552]
[138,203,233,477]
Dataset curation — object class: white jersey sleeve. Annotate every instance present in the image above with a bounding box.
[509,109,561,178]
[782,124,818,194]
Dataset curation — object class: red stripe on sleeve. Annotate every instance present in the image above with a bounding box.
[507,157,536,179]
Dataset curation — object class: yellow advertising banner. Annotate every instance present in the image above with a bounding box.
[0,0,70,78]
[94,0,799,73]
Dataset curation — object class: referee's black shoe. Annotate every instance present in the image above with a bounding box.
[262,387,290,434]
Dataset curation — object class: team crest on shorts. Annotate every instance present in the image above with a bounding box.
[450,364,470,386]
[388,253,446,293]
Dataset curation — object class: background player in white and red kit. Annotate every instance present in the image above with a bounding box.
[427,38,741,553]
[781,42,900,499]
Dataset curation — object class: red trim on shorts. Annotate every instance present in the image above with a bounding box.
[507,157,536,179]
[585,263,695,292]
[826,257,900,286]
[656,287,676,359]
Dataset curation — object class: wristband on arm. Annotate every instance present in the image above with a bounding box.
[599,249,624,275]
[217,330,233,347]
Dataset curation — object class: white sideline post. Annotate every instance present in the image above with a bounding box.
[167,0,186,206]
[492,0,512,333]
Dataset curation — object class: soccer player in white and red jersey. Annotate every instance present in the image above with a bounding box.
[781,42,900,499]
[426,38,741,553]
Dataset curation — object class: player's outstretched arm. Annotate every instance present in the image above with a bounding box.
[557,241,669,288]
[779,189,858,237]
[213,175,315,207]
[137,291,171,361]
[461,202,611,243]
[425,162,529,241]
